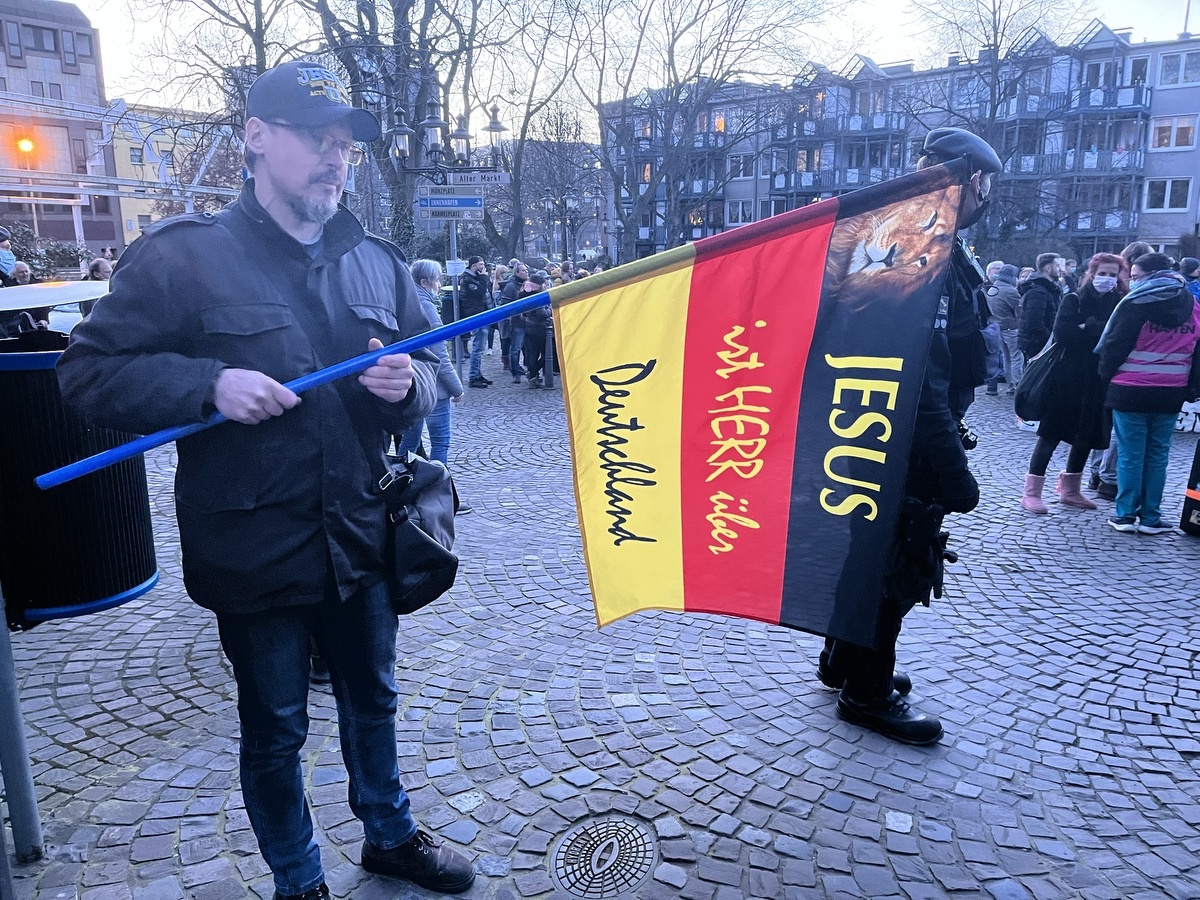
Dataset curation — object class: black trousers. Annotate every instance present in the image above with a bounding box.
[524,329,546,378]
[821,594,904,702]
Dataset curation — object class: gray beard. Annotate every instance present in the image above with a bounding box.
[289,195,339,225]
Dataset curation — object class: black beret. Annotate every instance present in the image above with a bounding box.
[920,127,1003,174]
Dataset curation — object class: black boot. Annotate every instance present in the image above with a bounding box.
[361,831,476,894]
[274,884,330,900]
[817,663,911,696]
[836,690,943,745]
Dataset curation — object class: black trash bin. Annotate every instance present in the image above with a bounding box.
[0,330,158,630]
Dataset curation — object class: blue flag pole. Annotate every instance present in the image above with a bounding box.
[37,290,552,491]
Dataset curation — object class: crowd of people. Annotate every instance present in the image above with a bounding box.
[980,242,1200,534]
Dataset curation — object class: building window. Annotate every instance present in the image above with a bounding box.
[1129,57,1148,86]
[160,149,174,167]
[30,81,44,97]
[638,118,651,138]
[638,162,651,183]
[4,21,21,59]
[758,199,786,219]
[61,30,75,66]
[21,25,57,52]
[759,150,787,178]
[0,77,6,91]
[728,154,754,179]
[93,196,110,213]
[725,199,753,225]
[795,147,821,172]
[1144,178,1191,211]
[1159,51,1200,86]
[76,33,92,56]
[130,146,144,165]
[713,109,726,133]
[1152,116,1197,150]
[49,82,62,100]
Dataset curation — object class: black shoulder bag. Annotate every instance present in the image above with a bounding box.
[316,339,460,616]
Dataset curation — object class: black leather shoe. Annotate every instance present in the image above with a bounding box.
[362,831,476,894]
[1096,480,1117,501]
[274,883,330,900]
[817,665,911,696]
[836,691,943,745]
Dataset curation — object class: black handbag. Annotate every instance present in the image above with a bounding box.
[374,450,460,614]
[1014,339,1065,422]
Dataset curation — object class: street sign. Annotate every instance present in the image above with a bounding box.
[416,185,484,197]
[446,259,467,276]
[418,208,484,220]
[448,172,511,186]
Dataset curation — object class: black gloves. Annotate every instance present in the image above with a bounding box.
[940,469,980,513]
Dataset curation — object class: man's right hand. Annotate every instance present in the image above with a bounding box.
[213,369,301,424]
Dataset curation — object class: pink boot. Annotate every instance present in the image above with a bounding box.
[1056,472,1097,510]
[1021,474,1048,514]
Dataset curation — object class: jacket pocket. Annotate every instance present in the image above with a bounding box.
[348,301,400,333]
[201,303,293,336]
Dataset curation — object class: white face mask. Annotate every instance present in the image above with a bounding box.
[1092,275,1118,294]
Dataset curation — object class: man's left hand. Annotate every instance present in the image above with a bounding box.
[358,338,414,403]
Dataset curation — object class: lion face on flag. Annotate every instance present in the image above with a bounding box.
[823,188,959,312]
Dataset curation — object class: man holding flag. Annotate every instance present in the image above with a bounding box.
[57,61,476,900]
[817,127,1001,745]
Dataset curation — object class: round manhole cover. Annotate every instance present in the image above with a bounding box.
[549,814,659,899]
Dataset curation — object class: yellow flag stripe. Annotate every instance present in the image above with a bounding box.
[556,265,693,626]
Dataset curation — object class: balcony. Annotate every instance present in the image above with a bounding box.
[1049,85,1151,115]
[679,178,722,198]
[991,91,1051,120]
[837,111,907,133]
[1003,149,1145,177]
[794,117,835,140]
[766,171,825,194]
[1065,209,1139,235]
[691,132,727,150]
[835,166,904,188]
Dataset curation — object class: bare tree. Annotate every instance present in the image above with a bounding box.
[572,0,819,257]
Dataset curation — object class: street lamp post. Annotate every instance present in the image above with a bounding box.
[15,136,39,239]
[388,94,506,380]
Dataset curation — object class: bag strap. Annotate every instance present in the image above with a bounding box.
[211,212,407,518]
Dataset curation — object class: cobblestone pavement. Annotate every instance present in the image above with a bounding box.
[4,355,1200,900]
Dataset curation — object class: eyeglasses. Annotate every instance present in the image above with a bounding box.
[267,121,365,166]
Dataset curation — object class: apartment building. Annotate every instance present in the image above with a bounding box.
[0,0,123,248]
[603,19,1200,263]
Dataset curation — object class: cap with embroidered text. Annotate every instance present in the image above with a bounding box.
[247,61,380,142]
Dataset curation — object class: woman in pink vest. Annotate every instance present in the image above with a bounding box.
[1096,252,1200,534]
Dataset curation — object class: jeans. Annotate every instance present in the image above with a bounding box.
[524,328,546,379]
[1088,428,1118,486]
[397,397,452,465]
[468,329,487,379]
[217,580,417,896]
[1111,410,1176,524]
[1000,329,1023,391]
[509,325,526,376]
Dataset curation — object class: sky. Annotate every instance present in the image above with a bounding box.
[69,0,1197,105]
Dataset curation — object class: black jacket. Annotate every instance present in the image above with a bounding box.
[458,268,492,319]
[1018,276,1060,357]
[57,180,438,614]
[1034,284,1121,448]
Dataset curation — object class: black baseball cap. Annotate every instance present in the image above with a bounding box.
[247,61,381,142]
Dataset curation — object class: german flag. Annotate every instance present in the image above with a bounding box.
[554,162,968,647]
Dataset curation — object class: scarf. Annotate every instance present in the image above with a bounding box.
[1094,271,1187,353]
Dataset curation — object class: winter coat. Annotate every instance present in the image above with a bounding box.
[458,268,492,319]
[56,179,438,614]
[415,286,464,401]
[1097,273,1200,414]
[984,281,1021,331]
[1018,275,1060,357]
[1034,283,1121,449]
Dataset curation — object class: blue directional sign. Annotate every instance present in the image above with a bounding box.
[416,185,485,220]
